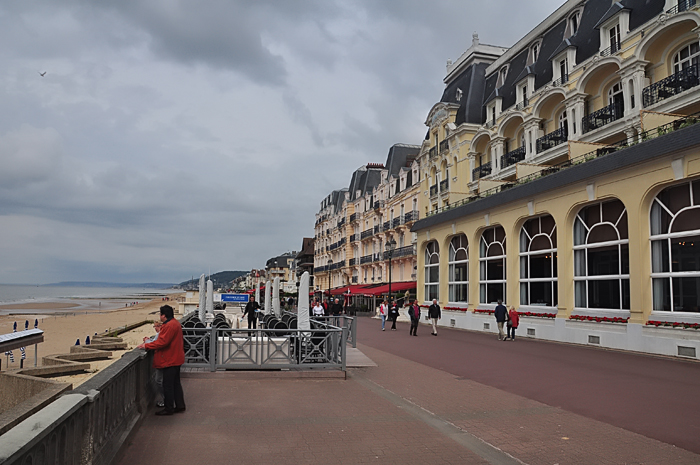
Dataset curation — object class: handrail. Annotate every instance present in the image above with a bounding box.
[643,63,700,107]
[501,146,526,168]
[536,126,568,153]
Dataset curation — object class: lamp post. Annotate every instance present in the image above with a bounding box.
[327,258,333,304]
[385,238,397,304]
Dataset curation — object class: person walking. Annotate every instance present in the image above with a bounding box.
[389,300,399,330]
[138,305,185,415]
[428,298,441,336]
[494,299,508,341]
[408,300,421,336]
[505,306,519,341]
[242,295,260,336]
[379,299,388,331]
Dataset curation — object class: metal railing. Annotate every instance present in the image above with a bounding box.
[392,217,401,228]
[404,210,419,222]
[440,179,449,192]
[582,101,623,134]
[667,0,696,15]
[349,213,357,222]
[515,97,529,111]
[439,139,449,153]
[373,200,384,210]
[425,112,700,218]
[552,73,569,87]
[360,254,373,264]
[429,146,437,159]
[373,225,380,235]
[361,229,373,240]
[383,221,391,231]
[430,184,438,196]
[383,244,416,260]
[536,126,568,153]
[599,40,620,57]
[501,146,526,168]
[472,162,492,180]
[314,265,328,273]
[349,258,357,266]
[643,63,700,107]
[485,118,496,128]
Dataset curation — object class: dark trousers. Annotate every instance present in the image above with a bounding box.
[410,320,418,335]
[161,365,185,412]
[508,326,517,339]
[247,318,257,337]
[391,317,397,330]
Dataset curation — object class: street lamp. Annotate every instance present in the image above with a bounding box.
[327,258,333,304]
[385,238,397,304]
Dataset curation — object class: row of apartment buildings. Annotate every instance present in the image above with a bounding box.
[314,0,700,358]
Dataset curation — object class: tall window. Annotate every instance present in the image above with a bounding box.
[608,82,624,116]
[480,226,506,304]
[425,241,440,301]
[650,180,700,312]
[609,23,620,52]
[558,110,568,132]
[520,215,558,307]
[673,42,700,73]
[574,200,630,310]
[449,235,469,303]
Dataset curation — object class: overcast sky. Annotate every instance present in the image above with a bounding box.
[0,0,564,284]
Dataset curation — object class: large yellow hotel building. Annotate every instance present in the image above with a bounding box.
[409,0,700,357]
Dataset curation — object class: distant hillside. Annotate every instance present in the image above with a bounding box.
[44,282,176,288]
[178,271,248,290]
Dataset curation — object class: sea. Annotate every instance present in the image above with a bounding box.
[0,284,180,316]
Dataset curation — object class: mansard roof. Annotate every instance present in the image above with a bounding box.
[384,144,420,178]
[439,61,492,125]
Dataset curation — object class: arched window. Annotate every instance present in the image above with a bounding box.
[650,180,700,312]
[673,42,700,73]
[520,215,557,307]
[480,226,506,304]
[574,199,630,310]
[425,241,440,301]
[448,235,469,303]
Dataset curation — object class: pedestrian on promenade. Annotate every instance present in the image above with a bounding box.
[312,299,325,318]
[505,306,519,341]
[137,305,186,416]
[379,299,388,331]
[331,298,343,326]
[408,300,421,336]
[242,295,260,336]
[143,321,164,408]
[323,298,330,316]
[428,298,441,336]
[494,300,508,341]
[389,300,399,330]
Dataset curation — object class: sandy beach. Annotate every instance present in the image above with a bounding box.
[0,294,184,380]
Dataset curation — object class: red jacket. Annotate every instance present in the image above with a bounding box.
[145,318,185,368]
[508,309,520,328]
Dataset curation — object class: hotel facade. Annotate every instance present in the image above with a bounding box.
[410,0,700,357]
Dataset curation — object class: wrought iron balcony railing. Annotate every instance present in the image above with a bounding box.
[392,217,401,228]
[373,200,384,210]
[349,258,357,266]
[403,210,419,222]
[360,254,373,264]
[501,146,526,168]
[515,97,529,111]
[536,126,568,153]
[429,146,437,159]
[349,213,357,222]
[361,229,373,240]
[383,244,416,260]
[485,118,496,129]
[667,0,696,15]
[582,102,623,134]
[552,73,568,87]
[430,184,438,196]
[599,39,621,57]
[472,162,492,181]
[643,63,700,107]
[350,233,358,242]
[314,265,328,273]
[439,139,449,153]
[382,221,390,232]
[439,179,449,193]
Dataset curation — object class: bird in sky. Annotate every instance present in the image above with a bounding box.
[39,71,46,77]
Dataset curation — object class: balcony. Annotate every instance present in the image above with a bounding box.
[501,146,526,168]
[439,179,449,193]
[349,258,357,266]
[472,162,492,180]
[429,146,437,159]
[383,244,416,260]
[404,210,419,223]
[314,265,328,273]
[361,229,373,240]
[392,217,401,228]
[383,221,390,231]
[373,225,380,235]
[582,102,623,134]
[536,126,568,153]
[599,40,621,58]
[360,254,373,264]
[667,0,696,15]
[352,276,358,283]
[552,73,569,87]
[349,213,357,222]
[643,63,700,108]
[329,260,345,271]
[350,233,358,242]
[373,200,384,210]
[485,118,496,129]
[430,184,438,196]
[439,139,449,153]
[515,97,529,111]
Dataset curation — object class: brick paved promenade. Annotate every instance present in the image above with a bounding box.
[118,318,700,464]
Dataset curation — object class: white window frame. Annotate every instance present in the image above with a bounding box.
[519,216,558,308]
[425,241,440,301]
[479,226,507,304]
[448,235,469,304]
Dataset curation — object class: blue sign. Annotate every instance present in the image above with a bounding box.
[220,294,249,303]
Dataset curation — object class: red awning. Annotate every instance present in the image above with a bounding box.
[330,284,374,296]
[359,281,416,296]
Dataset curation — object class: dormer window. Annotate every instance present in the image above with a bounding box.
[609,23,621,53]
[456,88,463,102]
[570,12,580,35]
[528,41,542,65]
[497,66,509,87]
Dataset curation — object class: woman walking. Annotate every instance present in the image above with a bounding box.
[389,300,399,331]
[379,299,388,331]
[408,300,421,336]
[505,306,519,341]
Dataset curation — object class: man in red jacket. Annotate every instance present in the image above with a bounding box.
[138,305,186,415]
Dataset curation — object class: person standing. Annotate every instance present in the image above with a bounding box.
[389,300,399,330]
[428,298,441,336]
[379,299,388,331]
[505,306,519,341]
[408,300,421,336]
[312,299,325,318]
[138,305,185,416]
[494,300,508,341]
[242,296,260,336]
[143,321,164,408]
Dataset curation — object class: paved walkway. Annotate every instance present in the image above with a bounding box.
[117,318,700,465]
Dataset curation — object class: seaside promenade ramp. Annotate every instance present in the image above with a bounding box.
[114,316,700,465]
